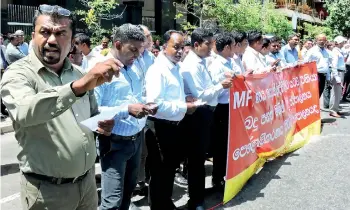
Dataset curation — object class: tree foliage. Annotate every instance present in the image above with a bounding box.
[303,23,334,40]
[325,0,350,37]
[75,0,121,44]
[175,0,293,39]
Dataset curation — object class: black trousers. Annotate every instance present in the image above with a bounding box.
[212,103,229,184]
[148,120,184,210]
[179,105,215,208]
[318,73,327,98]
[342,65,350,99]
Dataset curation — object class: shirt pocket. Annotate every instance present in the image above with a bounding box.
[71,92,91,122]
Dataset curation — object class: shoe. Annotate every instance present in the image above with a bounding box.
[212,179,225,191]
[175,172,188,186]
[129,203,141,210]
[341,98,350,103]
[329,112,342,118]
[133,181,148,196]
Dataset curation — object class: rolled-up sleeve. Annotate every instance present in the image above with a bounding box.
[1,70,78,127]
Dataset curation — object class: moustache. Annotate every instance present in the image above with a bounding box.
[42,45,61,53]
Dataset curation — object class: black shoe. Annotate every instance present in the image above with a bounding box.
[341,98,350,103]
[212,179,225,191]
[133,181,148,196]
[175,172,188,186]
[129,203,141,210]
[187,201,206,210]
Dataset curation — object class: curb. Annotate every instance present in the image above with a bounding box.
[1,118,14,134]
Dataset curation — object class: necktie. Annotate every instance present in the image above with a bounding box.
[0,47,8,69]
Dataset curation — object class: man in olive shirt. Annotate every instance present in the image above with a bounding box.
[1,5,122,210]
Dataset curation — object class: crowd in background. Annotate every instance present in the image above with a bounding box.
[1,4,350,210]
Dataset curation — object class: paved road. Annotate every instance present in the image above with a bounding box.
[1,102,350,210]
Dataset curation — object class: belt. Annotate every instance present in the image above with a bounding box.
[23,170,90,185]
[108,131,141,141]
[148,117,180,125]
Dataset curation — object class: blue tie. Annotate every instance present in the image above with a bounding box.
[0,48,8,69]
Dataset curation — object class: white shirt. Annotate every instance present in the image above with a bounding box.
[209,54,233,104]
[180,50,223,107]
[206,50,218,69]
[242,46,268,74]
[304,45,331,74]
[265,52,288,67]
[82,50,99,72]
[332,47,346,83]
[145,53,187,121]
[0,45,6,69]
[231,54,245,75]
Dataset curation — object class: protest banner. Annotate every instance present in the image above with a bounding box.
[224,62,321,203]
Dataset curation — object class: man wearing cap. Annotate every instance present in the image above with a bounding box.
[5,34,26,65]
[329,36,347,117]
[15,30,29,55]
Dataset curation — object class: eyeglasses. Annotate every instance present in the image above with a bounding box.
[39,4,71,17]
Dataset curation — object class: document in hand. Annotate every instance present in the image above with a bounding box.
[80,108,117,132]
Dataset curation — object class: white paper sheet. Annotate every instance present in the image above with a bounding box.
[194,99,207,106]
[80,109,117,132]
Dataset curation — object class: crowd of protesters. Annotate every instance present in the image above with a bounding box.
[1,4,350,210]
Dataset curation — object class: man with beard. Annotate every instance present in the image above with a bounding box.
[1,5,121,209]
[304,34,331,98]
[5,34,26,65]
[281,33,300,65]
[145,30,197,210]
[94,24,157,210]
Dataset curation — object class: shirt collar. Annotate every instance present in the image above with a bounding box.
[210,50,218,58]
[187,50,204,64]
[29,49,72,73]
[216,54,230,65]
[157,52,177,70]
[247,46,260,56]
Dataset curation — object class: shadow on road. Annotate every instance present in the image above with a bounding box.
[1,163,20,176]
[215,152,299,209]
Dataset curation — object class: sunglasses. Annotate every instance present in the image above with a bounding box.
[39,4,71,16]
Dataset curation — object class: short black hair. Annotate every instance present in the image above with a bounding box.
[215,32,234,52]
[33,5,76,37]
[262,38,271,49]
[270,36,281,43]
[68,45,80,56]
[247,30,263,45]
[74,33,91,48]
[152,45,160,51]
[184,39,191,46]
[231,31,247,43]
[112,23,146,43]
[191,27,213,47]
[163,30,183,43]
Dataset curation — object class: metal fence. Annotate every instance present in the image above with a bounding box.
[7,4,38,35]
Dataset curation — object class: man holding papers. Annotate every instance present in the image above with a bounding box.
[145,30,197,210]
[208,32,236,191]
[94,24,157,210]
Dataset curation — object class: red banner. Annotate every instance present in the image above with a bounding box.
[224,62,321,203]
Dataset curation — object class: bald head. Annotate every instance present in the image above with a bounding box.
[316,34,327,48]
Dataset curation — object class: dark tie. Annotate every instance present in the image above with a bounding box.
[0,48,8,69]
